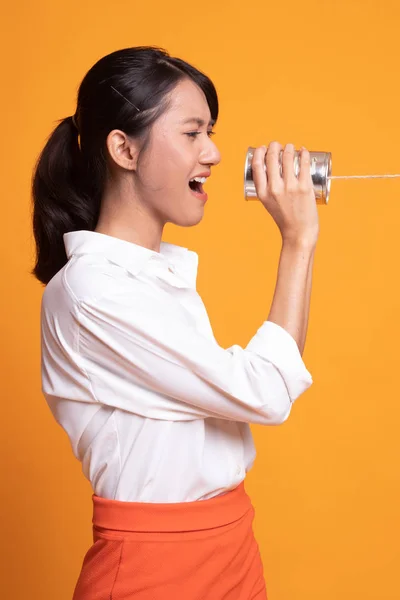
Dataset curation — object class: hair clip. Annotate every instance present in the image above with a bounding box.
[110,85,140,113]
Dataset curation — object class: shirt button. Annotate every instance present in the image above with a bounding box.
[236,465,242,475]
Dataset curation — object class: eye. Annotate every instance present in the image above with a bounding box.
[186,131,216,139]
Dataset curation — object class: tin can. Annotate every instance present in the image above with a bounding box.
[244,147,332,204]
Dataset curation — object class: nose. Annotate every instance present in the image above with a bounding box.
[199,137,221,167]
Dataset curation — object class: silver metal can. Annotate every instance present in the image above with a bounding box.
[244,146,332,204]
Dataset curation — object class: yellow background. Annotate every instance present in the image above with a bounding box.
[2,0,399,598]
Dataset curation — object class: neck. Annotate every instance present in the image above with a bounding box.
[96,182,164,253]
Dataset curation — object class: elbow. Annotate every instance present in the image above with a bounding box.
[257,375,313,425]
[243,351,313,425]
[258,400,292,426]
[272,402,292,425]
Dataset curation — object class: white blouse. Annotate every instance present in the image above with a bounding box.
[40,230,313,503]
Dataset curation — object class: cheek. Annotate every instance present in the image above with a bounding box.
[141,139,193,191]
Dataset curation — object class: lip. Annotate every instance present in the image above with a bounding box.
[189,188,208,203]
[190,172,211,179]
[189,172,210,203]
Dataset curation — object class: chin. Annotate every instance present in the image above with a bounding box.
[171,210,205,228]
[183,216,205,227]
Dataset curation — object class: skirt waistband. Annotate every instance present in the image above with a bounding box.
[92,481,252,533]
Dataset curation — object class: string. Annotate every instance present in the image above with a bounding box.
[329,174,400,180]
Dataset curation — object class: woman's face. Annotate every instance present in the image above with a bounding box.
[134,78,221,227]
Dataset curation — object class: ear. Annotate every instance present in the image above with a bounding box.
[106,129,140,171]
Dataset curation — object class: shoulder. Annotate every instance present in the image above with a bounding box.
[44,254,134,308]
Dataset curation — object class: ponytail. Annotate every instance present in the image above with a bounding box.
[31,116,100,285]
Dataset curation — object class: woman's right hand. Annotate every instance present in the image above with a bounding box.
[251,142,319,247]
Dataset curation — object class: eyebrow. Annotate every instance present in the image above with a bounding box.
[181,117,216,127]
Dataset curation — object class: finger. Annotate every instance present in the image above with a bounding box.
[265,141,282,187]
[251,145,268,199]
[281,143,297,185]
[298,147,313,186]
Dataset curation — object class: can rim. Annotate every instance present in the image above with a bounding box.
[244,147,255,199]
[324,153,332,204]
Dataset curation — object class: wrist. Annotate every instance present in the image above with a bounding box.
[281,234,317,253]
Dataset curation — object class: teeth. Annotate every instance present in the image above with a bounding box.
[190,176,207,184]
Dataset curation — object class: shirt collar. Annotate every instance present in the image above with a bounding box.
[63,230,199,287]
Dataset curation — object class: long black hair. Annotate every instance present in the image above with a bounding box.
[31,46,219,285]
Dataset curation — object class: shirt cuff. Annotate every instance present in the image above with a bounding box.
[245,320,313,402]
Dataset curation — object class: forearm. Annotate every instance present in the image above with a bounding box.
[267,240,316,355]
[298,250,315,353]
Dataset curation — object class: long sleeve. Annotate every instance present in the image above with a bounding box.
[74,274,312,425]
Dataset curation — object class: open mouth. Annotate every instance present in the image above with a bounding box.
[189,180,203,193]
[189,176,207,195]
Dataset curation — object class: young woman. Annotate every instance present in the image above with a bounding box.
[32,46,318,600]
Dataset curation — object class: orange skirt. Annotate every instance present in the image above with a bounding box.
[73,481,267,600]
